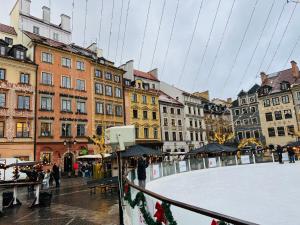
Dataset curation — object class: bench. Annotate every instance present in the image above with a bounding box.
[86,176,119,195]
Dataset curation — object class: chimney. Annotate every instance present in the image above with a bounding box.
[291,60,299,79]
[60,14,71,32]
[42,6,50,23]
[260,72,268,84]
[20,0,31,15]
[87,43,103,58]
[227,98,232,103]
[148,68,158,78]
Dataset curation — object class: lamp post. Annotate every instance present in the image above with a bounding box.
[63,138,77,178]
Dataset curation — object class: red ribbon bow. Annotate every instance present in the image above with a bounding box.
[154,202,167,224]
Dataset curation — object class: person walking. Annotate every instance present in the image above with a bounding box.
[277,145,284,164]
[288,147,296,163]
[137,154,148,188]
[43,169,51,189]
[73,162,79,177]
[52,163,60,187]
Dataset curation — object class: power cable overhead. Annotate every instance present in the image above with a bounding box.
[221,0,259,95]
[137,0,152,69]
[83,0,88,47]
[192,0,222,92]
[114,0,124,63]
[266,3,297,72]
[97,0,104,49]
[107,0,115,59]
[150,0,167,70]
[120,0,131,65]
[283,34,300,68]
[177,0,205,85]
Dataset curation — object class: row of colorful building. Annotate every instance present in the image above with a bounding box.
[1,0,299,171]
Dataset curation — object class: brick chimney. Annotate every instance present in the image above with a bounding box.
[291,60,299,79]
[260,72,268,84]
[42,6,50,23]
[60,14,71,32]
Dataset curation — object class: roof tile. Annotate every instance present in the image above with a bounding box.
[0,23,17,36]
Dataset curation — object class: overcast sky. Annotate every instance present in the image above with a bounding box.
[1,0,300,100]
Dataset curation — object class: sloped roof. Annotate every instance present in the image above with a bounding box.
[231,99,238,107]
[0,23,17,36]
[134,69,159,82]
[159,91,183,106]
[189,143,237,154]
[247,84,260,94]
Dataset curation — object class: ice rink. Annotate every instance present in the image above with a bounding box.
[147,162,300,225]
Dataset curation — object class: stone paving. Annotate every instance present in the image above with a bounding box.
[0,178,119,225]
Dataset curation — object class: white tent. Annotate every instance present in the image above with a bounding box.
[76,154,111,159]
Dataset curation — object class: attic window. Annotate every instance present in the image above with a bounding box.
[0,45,5,55]
[4,37,13,45]
[15,49,25,60]
[280,82,290,91]
[263,87,269,94]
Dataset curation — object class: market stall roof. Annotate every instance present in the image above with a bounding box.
[111,145,163,158]
[285,141,300,147]
[7,161,37,167]
[76,154,111,159]
[189,143,237,154]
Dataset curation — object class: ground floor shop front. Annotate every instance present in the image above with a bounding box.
[0,143,34,160]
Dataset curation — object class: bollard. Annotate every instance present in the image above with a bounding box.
[203,158,206,169]
[160,162,164,177]
[235,155,238,166]
[35,184,40,205]
[188,159,191,171]
[218,157,221,167]
[253,154,256,164]
[13,186,17,205]
[272,153,275,162]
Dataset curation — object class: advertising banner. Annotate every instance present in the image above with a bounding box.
[208,158,217,168]
[179,161,187,172]
[282,152,289,161]
[152,164,160,179]
[241,155,250,164]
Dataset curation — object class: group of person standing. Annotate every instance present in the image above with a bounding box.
[276,145,296,164]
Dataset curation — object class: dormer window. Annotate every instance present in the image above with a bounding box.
[263,87,269,94]
[241,98,246,104]
[280,82,290,91]
[0,45,6,55]
[143,83,149,90]
[33,26,40,35]
[15,50,25,60]
[4,37,13,45]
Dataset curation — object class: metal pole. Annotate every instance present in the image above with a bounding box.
[117,151,124,225]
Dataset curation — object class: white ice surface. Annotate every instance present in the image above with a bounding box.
[147,162,300,225]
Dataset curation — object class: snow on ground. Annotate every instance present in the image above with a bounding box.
[147,162,300,225]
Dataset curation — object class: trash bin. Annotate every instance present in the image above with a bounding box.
[2,192,13,207]
[39,192,52,207]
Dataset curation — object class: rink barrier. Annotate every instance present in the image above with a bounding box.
[123,153,284,225]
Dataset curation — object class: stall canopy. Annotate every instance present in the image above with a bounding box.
[189,143,237,154]
[76,154,111,159]
[286,141,300,147]
[111,145,162,158]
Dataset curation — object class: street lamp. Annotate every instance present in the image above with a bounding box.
[63,138,77,177]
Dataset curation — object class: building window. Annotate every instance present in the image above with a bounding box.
[179,132,183,141]
[190,119,193,127]
[163,118,168,126]
[190,132,194,141]
[142,95,147,104]
[188,107,191,114]
[76,101,86,113]
[265,112,273,121]
[61,123,72,137]
[172,119,176,126]
[0,68,5,80]
[115,105,123,116]
[0,45,5,55]
[284,109,292,119]
[76,79,85,91]
[134,127,139,139]
[53,33,59,41]
[287,125,295,135]
[95,69,102,78]
[96,125,102,135]
[16,122,29,138]
[95,102,103,114]
[263,99,270,107]
[114,75,120,83]
[177,108,181,115]
[4,37,13,45]
[234,109,240,115]
[40,96,52,111]
[115,87,122,98]
[282,95,289,104]
[154,128,158,139]
[132,93,137,102]
[272,97,280,106]
[17,96,30,109]
[195,133,199,141]
[297,92,300,101]
[0,93,6,107]
[41,152,51,165]
[252,117,257,124]
[95,83,103,94]
[133,109,138,118]
[243,119,249,125]
[61,76,71,88]
[61,99,72,112]
[163,107,167,113]
[172,132,176,141]
[198,108,201,115]
[33,26,39,34]
[170,108,174,114]
[245,131,251,139]
[143,111,148,119]
[268,127,276,137]
[20,73,29,84]
[106,104,113,115]
[238,132,243,140]
[178,119,182,126]
[41,72,52,85]
[250,106,256,113]
[77,124,85,136]
[105,72,112,80]
[76,61,85,70]
[0,121,4,137]
[40,122,52,137]
[15,50,25,60]
[144,128,149,138]
[62,57,71,68]
[277,127,285,136]
[165,131,169,141]
[152,111,157,120]
[274,111,282,120]
[280,82,289,90]
[235,120,241,125]
[105,85,112,96]
[242,108,248,114]
[151,97,156,105]
[42,52,52,63]
[194,120,198,127]
[254,130,260,139]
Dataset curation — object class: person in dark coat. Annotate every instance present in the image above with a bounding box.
[52,163,60,187]
[276,145,284,164]
[137,154,148,188]
[287,147,295,163]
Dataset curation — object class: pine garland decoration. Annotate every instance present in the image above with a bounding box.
[124,187,177,225]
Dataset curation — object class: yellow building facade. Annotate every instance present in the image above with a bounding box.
[124,79,162,149]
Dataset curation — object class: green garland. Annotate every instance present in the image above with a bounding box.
[124,188,177,225]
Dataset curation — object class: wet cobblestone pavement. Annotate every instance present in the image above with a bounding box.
[0,178,119,225]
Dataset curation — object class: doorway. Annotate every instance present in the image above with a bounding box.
[64,152,73,172]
